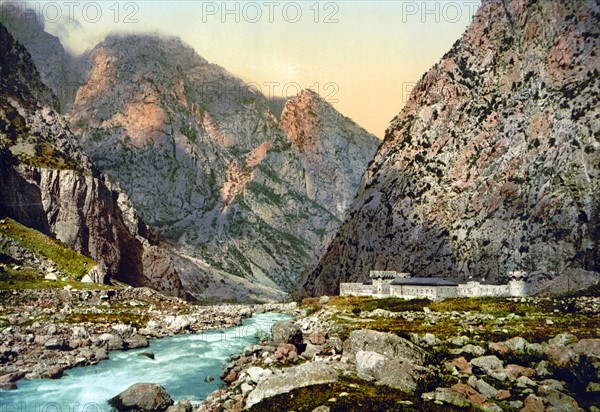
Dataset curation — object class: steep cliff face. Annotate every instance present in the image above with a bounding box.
[281,90,380,220]
[0,24,183,296]
[68,34,379,299]
[306,0,600,295]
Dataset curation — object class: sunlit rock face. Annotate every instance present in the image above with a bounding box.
[305,0,600,296]
[67,34,379,299]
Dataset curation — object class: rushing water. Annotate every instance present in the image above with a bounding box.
[0,312,292,411]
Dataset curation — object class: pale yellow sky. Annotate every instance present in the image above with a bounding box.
[27,0,481,138]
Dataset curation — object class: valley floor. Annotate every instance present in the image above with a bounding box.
[1,281,599,412]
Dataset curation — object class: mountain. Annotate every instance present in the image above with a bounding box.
[0,6,77,112]
[0,24,183,296]
[304,0,600,296]
[65,34,379,300]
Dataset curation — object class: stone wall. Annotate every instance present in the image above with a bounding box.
[340,283,373,296]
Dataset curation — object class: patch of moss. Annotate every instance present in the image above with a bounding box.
[326,296,599,343]
[63,311,148,328]
[0,218,96,281]
[249,377,475,412]
[328,296,431,313]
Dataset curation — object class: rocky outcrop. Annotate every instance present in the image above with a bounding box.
[343,329,432,393]
[0,24,182,296]
[305,0,600,295]
[67,34,379,299]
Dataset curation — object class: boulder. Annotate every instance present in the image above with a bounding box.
[548,333,578,346]
[126,335,149,349]
[271,320,303,346]
[45,366,64,379]
[505,364,536,381]
[342,329,428,364]
[308,331,328,346]
[355,350,432,393]
[166,400,192,412]
[467,376,498,399]
[319,296,330,305]
[522,394,549,412]
[569,339,600,357]
[462,344,486,357]
[246,362,339,408]
[108,383,174,411]
[80,274,94,283]
[423,384,502,412]
[503,337,528,353]
[545,344,577,370]
[273,343,298,364]
[302,342,323,360]
[246,366,271,384]
[98,333,125,351]
[544,388,583,411]
[0,371,26,386]
[44,337,67,350]
[168,315,192,333]
[471,356,506,381]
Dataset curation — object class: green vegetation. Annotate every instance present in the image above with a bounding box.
[63,310,148,328]
[318,296,599,343]
[247,182,283,205]
[0,218,97,281]
[0,265,109,291]
[249,377,474,412]
[16,141,82,171]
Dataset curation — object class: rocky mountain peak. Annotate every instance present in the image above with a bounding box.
[304,0,600,296]
[64,32,380,300]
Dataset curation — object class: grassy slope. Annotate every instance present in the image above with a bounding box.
[0,217,97,288]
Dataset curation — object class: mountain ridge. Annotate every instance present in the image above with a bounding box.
[62,32,379,300]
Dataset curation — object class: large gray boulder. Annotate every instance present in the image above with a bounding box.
[342,329,428,364]
[471,356,507,381]
[271,320,303,346]
[108,383,174,411]
[246,362,338,408]
[355,350,431,393]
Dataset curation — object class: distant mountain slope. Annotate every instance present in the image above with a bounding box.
[304,0,600,296]
[0,24,183,296]
[0,7,76,111]
[66,34,379,299]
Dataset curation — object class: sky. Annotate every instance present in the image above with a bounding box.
[14,0,481,138]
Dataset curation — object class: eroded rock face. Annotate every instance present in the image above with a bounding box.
[280,90,380,220]
[0,24,183,296]
[67,34,379,299]
[305,0,600,295]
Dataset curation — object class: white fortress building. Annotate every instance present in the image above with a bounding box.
[340,271,528,299]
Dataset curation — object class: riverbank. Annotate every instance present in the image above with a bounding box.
[0,287,298,390]
[200,294,600,411]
